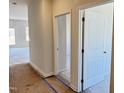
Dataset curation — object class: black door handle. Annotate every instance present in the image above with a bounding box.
[104,51,107,53]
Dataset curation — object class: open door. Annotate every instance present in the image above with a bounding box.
[55,13,71,83]
[82,3,113,90]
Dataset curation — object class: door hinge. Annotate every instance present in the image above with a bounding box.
[81,79,84,83]
[82,49,84,53]
[82,17,85,22]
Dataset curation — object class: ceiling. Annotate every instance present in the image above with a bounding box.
[9,0,28,20]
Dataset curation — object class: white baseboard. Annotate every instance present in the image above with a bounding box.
[30,62,79,92]
[30,62,54,78]
[70,83,78,92]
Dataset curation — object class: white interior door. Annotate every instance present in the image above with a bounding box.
[55,13,71,82]
[57,15,67,72]
[83,3,113,90]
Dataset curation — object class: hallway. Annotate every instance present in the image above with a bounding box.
[9,63,75,93]
[9,48,30,65]
[9,63,110,93]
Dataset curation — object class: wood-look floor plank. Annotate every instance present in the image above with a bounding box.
[9,63,54,93]
[9,63,109,93]
[46,76,76,93]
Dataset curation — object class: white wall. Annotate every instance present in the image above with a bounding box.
[9,0,28,20]
[9,19,29,48]
[53,0,113,91]
[28,0,54,76]
[27,0,113,91]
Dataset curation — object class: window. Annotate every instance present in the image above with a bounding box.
[9,28,15,45]
[26,27,29,41]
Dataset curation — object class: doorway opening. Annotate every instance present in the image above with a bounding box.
[55,13,71,84]
[78,2,113,92]
[9,0,30,65]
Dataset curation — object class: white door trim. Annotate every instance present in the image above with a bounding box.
[78,1,113,92]
[54,11,71,75]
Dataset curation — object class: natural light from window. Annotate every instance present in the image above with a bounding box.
[9,28,15,45]
[26,27,29,41]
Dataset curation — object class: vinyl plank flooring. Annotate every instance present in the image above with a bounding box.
[9,63,110,93]
[9,63,54,93]
[46,76,75,93]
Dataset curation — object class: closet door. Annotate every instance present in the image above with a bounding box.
[83,8,109,90]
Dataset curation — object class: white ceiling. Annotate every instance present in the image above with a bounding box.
[9,0,28,20]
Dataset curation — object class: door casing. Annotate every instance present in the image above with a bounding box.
[54,12,71,80]
[78,1,114,92]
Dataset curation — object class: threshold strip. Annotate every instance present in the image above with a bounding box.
[56,76,69,88]
[55,76,76,92]
[44,78,58,93]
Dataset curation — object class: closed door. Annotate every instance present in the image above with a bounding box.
[83,3,113,90]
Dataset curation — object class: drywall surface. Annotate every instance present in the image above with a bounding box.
[9,19,29,48]
[28,0,53,74]
[28,0,113,91]
[53,0,113,91]
[9,0,28,20]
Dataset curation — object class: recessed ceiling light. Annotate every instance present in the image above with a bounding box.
[12,2,17,5]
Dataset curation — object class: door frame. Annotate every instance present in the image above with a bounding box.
[54,11,72,76]
[78,0,113,91]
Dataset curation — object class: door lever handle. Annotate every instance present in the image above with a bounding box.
[57,48,59,51]
[104,51,107,53]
